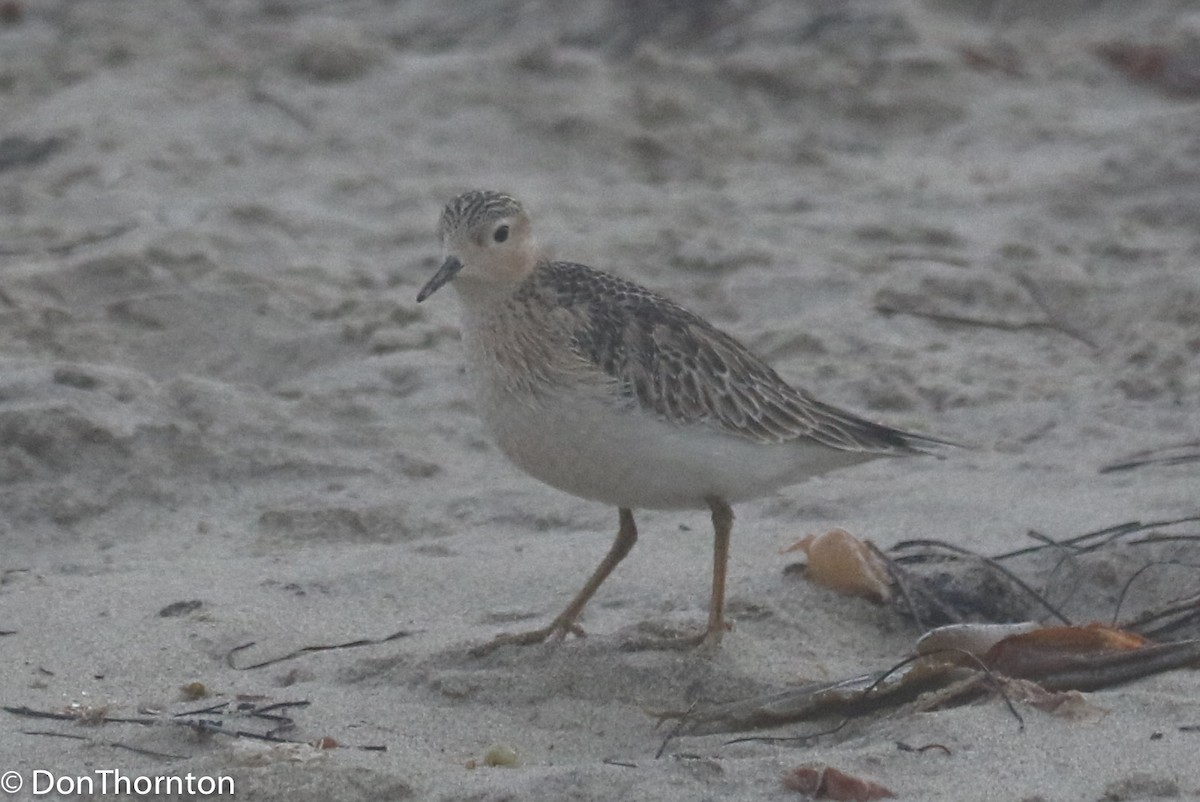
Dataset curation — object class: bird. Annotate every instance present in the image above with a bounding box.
[416,189,949,655]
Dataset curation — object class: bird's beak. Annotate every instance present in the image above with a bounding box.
[416,255,463,302]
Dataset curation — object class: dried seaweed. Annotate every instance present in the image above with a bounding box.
[3,699,387,753]
[680,515,1200,743]
[656,634,1200,739]
[883,515,1200,638]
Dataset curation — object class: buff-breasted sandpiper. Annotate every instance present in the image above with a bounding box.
[417,190,949,654]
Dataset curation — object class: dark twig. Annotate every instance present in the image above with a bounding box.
[655,701,697,759]
[109,741,188,760]
[896,741,953,756]
[1012,272,1100,350]
[1099,440,1200,474]
[173,701,231,717]
[1111,561,1200,628]
[996,516,1200,561]
[873,301,1097,349]
[5,701,387,752]
[1124,593,1200,640]
[722,718,849,747]
[1028,530,1086,613]
[248,700,311,719]
[248,80,315,131]
[3,706,158,727]
[999,522,1141,561]
[19,731,185,760]
[19,730,85,740]
[44,222,138,256]
[226,628,412,670]
[1129,534,1200,546]
[725,650,1025,746]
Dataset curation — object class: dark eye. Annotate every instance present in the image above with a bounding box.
[492,225,509,243]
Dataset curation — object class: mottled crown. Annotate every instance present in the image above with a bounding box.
[439,190,525,238]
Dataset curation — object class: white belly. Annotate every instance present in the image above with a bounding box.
[477,384,874,510]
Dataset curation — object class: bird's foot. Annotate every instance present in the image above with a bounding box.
[468,619,586,658]
[620,620,729,652]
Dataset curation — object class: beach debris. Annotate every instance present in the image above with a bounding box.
[985,629,1200,693]
[179,681,209,700]
[4,698,388,754]
[915,622,1041,657]
[0,1,22,26]
[1099,440,1200,474]
[225,627,412,670]
[990,680,1102,722]
[734,515,1199,741]
[653,622,1200,737]
[158,599,203,617]
[230,739,329,766]
[654,657,962,738]
[957,41,1024,77]
[895,741,951,756]
[784,528,892,603]
[885,514,1200,638]
[782,763,894,800]
[1096,42,1200,96]
[980,625,1145,679]
[1099,772,1181,801]
[483,743,520,767]
[64,702,112,726]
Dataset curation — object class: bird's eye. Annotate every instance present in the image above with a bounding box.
[493,225,510,243]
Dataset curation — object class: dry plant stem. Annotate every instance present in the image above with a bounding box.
[1111,561,1200,627]
[873,298,1097,350]
[227,629,411,670]
[656,655,971,736]
[18,731,185,760]
[4,703,388,752]
[1099,440,1200,474]
[1000,515,1200,560]
[1121,592,1200,639]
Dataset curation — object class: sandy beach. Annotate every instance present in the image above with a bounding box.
[2,1,1198,799]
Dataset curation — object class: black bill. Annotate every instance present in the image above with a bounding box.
[416,255,463,302]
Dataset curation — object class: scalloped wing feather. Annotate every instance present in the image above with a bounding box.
[535,261,946,454]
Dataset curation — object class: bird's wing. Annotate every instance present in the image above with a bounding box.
[542,261,947,454]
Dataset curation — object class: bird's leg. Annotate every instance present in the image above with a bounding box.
[470,507,637,657]
[701,496,734,647]
[622,496,734,651]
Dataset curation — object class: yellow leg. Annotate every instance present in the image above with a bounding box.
[471,508,638,657]
[702,496,734,647]
[621,496,734,652]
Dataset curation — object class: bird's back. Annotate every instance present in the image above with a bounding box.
[513,260,946,457]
